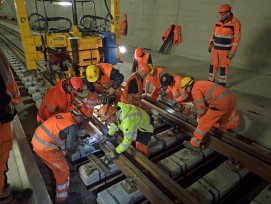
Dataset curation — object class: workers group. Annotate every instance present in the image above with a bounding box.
[0,3,241,204]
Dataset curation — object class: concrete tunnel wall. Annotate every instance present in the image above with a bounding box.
[1,0,271,73]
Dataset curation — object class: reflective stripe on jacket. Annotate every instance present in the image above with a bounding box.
[191,81,232,118]
[32,112,76,152]
[121,72,143,106]
[38,80,74,122]
[210,16,241,52]
[108,102,154,154]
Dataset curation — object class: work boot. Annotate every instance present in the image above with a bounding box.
[56,192,78,204]
[183,141,201,152]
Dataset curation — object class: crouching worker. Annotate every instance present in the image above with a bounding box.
[32,105,87,203]
[98,102,154,157]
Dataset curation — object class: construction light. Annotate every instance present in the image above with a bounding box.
[52,2,72,6]
[119,46,126,53]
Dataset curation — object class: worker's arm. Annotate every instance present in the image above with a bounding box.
[0,48,21,104]
[192,90,207,119]
[176,91,189,103]
[208,27,215,52]
[0,72,15,123]
[108,123,118,136]
[144,77,150,96]
[131,59,138,73]
[115,121,136,154]
[229,18,241,55]
[59,124,79,154]
[110,68,124,89]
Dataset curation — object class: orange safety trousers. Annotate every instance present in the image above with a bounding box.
[135,142,148,157]
[213,109,240,130]
[209,49,231,86]
[190,94,236,147]
[0,122,12,193]
[33,148,70,202]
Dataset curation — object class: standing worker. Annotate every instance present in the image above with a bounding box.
[208,4,241,87]
[32,106,87,203]
[98,102,154,157]
[37,76,84,123]
[84,63,124,117]
[121,63,151,106]
[180,77,237,150]
[0,47,32,203]
[131,48,153,73]
[144,65,167,101]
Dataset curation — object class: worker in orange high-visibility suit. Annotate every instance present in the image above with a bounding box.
[159,73,191,107]
[213,108,240,130]
[84,63,124,117]
[208,4,241,87]
[32,105,87,203]
[131,48,153,73]
[180,77,236,150]
[0,48,33,203]
[121,63,151,107]
[37,77,84,123]
[144,65,167,101]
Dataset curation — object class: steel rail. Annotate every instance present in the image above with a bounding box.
[141,99,271,181]
[99,142,174,204]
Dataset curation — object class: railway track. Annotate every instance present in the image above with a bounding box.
[1,21,270,204]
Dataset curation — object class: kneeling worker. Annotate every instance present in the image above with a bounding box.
[98,102,154,157]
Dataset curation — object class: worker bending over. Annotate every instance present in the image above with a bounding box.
[121,63,151,106]
[180,77,236,150]
[85,63,124,117]
[131,48,153,73]
[98,102,154,157]
[159,73,191,107]
[208,4,241,87]
[32,105,87,203]
[37,77,83,123]
[144,65,167,101]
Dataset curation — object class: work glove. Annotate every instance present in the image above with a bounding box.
[106,149,119,160]
[227,51,235,59]
[208,44,213,53]
[142,92,150,98]
[105,87,115,96]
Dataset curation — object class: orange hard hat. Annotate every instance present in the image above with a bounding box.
[70,77,83,92]
[98,104,117,121]
[219,4,231,13]
[72,104,88,118]
[138,63,151,75]
[135,48,144,58]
